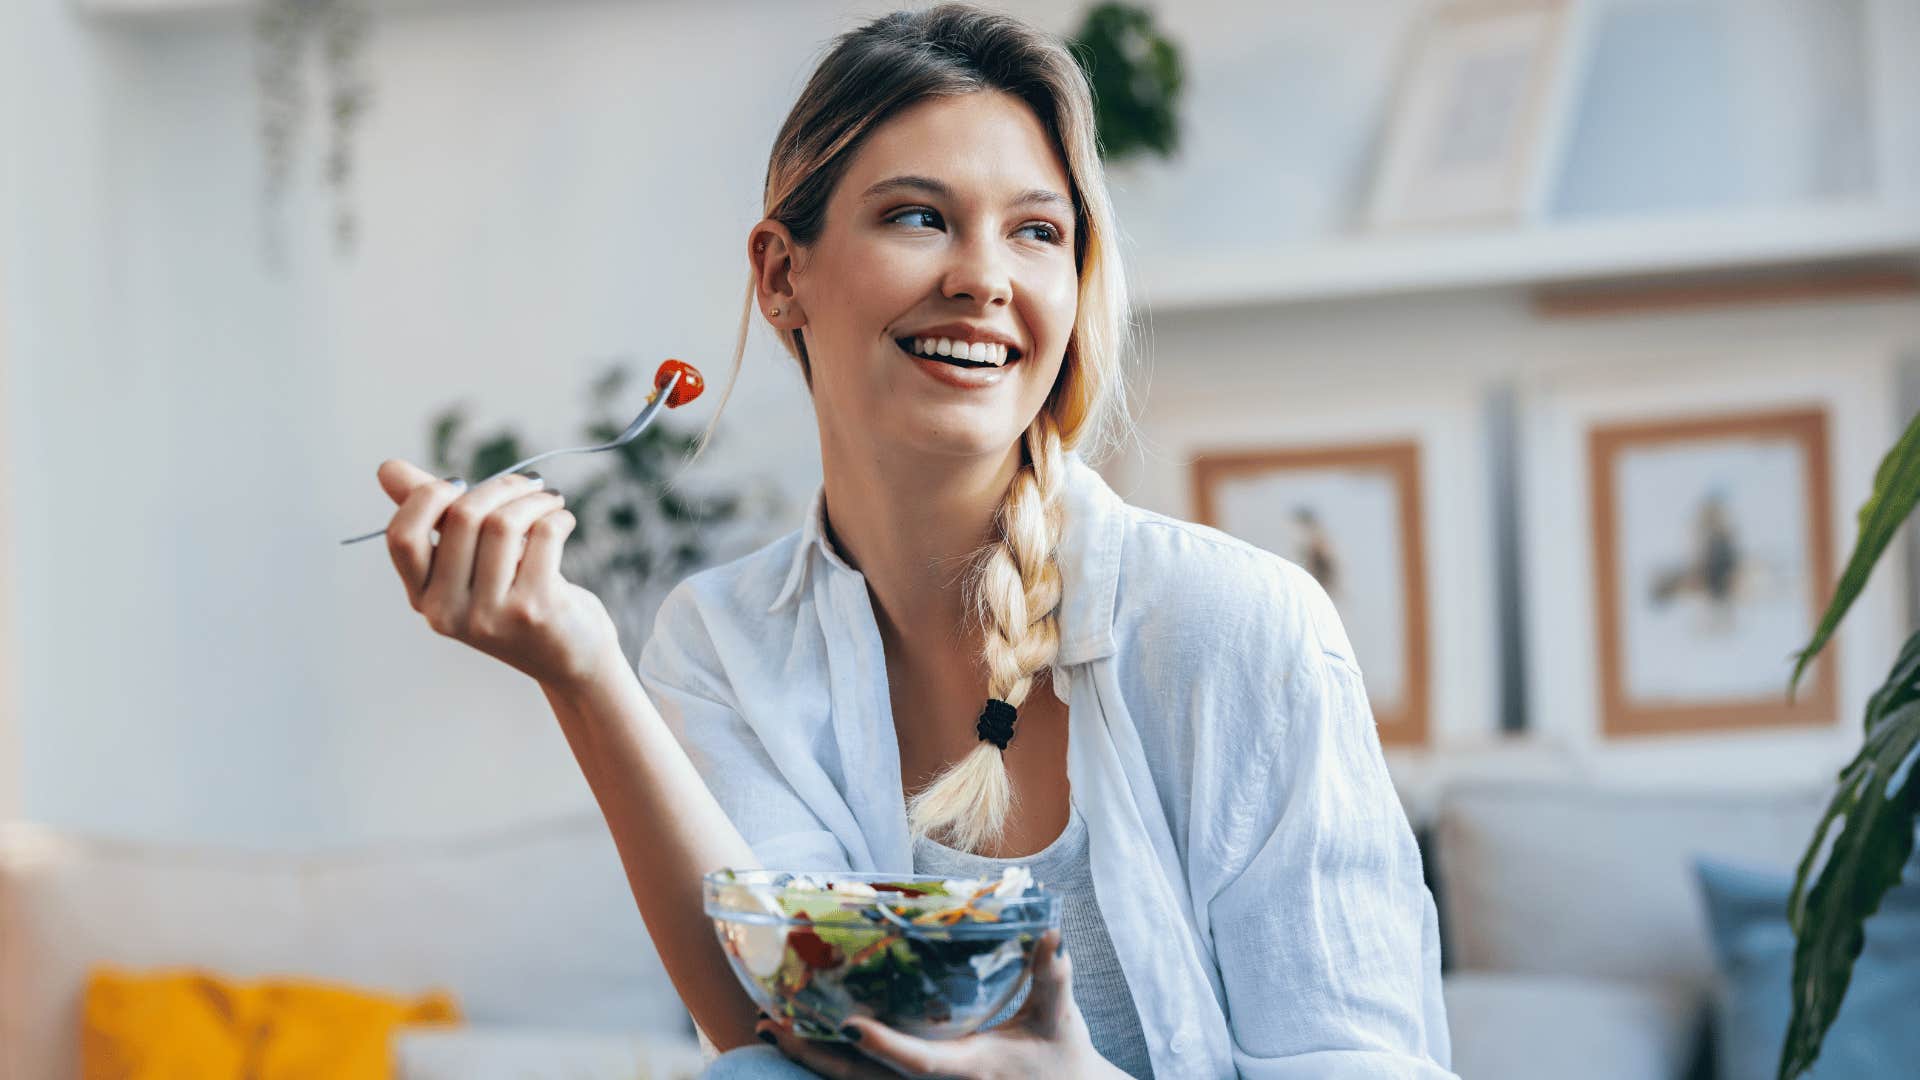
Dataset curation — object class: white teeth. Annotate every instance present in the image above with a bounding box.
[904,336,1011,366]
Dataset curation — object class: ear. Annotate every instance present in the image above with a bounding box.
[748,222,804,331]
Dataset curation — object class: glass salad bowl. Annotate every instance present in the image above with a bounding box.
[703,867,1060,1041]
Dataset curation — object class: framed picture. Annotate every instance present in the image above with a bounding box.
[1192,442,1431,748]
[1587,407,1839,737]
[1363,0,1575,230]
[1517,346,1906,785]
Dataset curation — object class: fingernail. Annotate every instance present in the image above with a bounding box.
[1055,936,1067,959]
[445,477,467,491]
[839,1023,862,1042]
[757,1030,778,1046]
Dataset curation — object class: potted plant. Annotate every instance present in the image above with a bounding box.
[1777,409,1920,1078]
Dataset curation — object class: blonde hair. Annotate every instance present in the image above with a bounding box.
[703,4,1134,854]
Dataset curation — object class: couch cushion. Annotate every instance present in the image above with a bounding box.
[392,1026,706,1080]
[1433,782,1827,981]
[1695,855,1920,1080]
[1,815,691,1080]
[1443,971,1700,1080]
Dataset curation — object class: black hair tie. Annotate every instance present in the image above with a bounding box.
[976,698,1018,750]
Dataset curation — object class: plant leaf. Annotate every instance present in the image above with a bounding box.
[1778,648,1920,1080]
[471,433,524,482]
[1865,631,1920,737]
[427,409,464,474]
[1791,410,1920,695]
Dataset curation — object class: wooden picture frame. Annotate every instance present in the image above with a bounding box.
[1192,442,1432,748]
[1587,406,1838,737]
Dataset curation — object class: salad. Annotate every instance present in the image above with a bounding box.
[704,867,1059,1041]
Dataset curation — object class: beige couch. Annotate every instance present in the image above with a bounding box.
[0,813,706,1080]
[1,781,1835,1079]
[1432,780,1830,1080]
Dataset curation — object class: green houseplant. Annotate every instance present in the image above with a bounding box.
[427,358,773,658]
[1778,408,1920,1079]
[1065,2,1185,162]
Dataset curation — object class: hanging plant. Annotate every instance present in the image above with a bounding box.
[1066,2,1186,162]
[252,0,376,267]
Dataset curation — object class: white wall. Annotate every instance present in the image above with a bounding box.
[4,0,1915,849]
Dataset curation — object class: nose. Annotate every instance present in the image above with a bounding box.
[940,233,1012,308]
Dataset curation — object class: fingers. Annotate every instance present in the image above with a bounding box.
[754,1020,896,1079]
[420,473,546,628]
[385,474,468,608]
[837,1016,975,1078]
[376,458,440,506]
[512,504,579,598]
[1014,929,1073,1026]
[470,490,568,606]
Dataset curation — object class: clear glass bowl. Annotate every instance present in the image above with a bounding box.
[703,868,1060,1041]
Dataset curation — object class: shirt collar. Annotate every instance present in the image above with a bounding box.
[767,451,1124,665]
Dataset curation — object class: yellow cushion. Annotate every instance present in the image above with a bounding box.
[81,967,460,1080]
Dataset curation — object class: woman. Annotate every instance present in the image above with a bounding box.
[375,6,1453,1077]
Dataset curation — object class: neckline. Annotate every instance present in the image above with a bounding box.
[915,802,1084,865]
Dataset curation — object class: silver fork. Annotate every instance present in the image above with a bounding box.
[339,370,682,546]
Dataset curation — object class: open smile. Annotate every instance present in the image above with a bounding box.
[893,337,1022,369]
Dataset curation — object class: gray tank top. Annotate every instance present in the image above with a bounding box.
[912,804,1155,1079]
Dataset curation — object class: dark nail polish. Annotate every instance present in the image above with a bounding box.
[758,1030,778,1046]
[521,470,543,483]
[840,1024,862,1042]
[1056,936,1067,959]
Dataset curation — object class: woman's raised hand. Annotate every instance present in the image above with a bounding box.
[377,458,623,692]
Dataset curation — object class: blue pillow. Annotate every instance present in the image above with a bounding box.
[1693,854,1920,1080]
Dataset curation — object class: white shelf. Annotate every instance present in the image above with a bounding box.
[1133,202,1920,314]
[75,0,241,13]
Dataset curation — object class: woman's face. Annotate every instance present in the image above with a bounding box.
[759,90,1080,465]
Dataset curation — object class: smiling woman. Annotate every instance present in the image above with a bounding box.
[371,4,1455,1079]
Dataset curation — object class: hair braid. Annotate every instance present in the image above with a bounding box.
[905,413,1068,852]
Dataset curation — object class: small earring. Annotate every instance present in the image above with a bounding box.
[770,306,782,316]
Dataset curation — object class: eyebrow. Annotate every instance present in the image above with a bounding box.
[859,174,1074,214]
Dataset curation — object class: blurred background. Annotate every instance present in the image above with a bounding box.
[2,0,1917,1077]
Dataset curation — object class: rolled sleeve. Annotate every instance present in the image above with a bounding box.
[1208,651,1454,1079]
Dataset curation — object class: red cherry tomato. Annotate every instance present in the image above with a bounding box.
[788,914,841,970]
[653,359,704,408]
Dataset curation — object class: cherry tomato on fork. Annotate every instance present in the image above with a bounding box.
[653,359,705,408]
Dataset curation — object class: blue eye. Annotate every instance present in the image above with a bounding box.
[1021,222,1064,244]
[889,207,942,229]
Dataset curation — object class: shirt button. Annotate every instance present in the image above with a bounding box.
[1170,1032,1190,1054]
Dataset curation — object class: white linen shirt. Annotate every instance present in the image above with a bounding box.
[636,452,1455,1079]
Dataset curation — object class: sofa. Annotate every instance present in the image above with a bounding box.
[1431,780,1830,1080]
[0,813,708,1080]
[0,780,1835,1079]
